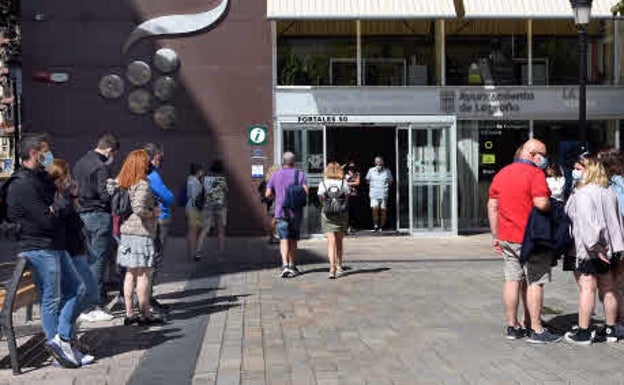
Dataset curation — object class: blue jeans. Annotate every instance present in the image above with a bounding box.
[80,212,112,306]
[72,255,100,313]
[20,250,85,341]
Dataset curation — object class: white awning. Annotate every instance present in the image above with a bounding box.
[266,0,457,20]
[463,0,617,19]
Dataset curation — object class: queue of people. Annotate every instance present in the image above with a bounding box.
[2,132,191,367]
[489,139,624,345]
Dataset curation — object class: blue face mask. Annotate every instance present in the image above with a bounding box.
[40,151,54,168]
[535,155,548,170]
[572,169,584,181]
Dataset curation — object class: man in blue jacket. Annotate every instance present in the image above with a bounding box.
[144,143,174,311]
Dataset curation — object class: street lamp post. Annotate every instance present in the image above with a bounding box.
[570,0,593,150]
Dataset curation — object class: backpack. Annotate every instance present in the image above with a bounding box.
[111,188,132,222]
[321,180,348,215]
[282,170,307,212]
[194,178,205,210]
[205,176,227,208]
[177,183,188,208]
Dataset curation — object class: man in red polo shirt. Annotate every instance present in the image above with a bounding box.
[488,138,559,344]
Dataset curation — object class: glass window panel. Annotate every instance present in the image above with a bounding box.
[277,21,356,86]
[362,20,436,86]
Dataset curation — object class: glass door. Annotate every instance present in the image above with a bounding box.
[396,122,457,234]
[280,125,326,235]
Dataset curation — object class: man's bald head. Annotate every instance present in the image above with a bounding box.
[519,139,547,160]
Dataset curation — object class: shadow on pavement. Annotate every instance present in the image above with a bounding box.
[164,294,248,322]
[82,325,183,360]
[154,287,223,301]
[544,313,604,335]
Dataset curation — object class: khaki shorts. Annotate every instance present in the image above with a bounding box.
[186,209,202,230]
[500,241,553,285]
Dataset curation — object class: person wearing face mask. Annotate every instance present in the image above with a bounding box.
[365,156,393,232]
[343,161,361,234]
[564,154,624,345]
[72,132,120,323]
[488,139,560,344]
[6,134,87,368]
[143,142,174,312]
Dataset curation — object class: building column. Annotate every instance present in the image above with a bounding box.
[436,19,446,85]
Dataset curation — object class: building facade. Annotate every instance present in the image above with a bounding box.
[20,0,624,235]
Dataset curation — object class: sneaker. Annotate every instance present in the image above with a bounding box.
[53,348,95,367]
[289,265,301,276]
[526,328,560,344]
[595,325,618,343]
[193,252,202,262]
[564,329,592,346]
[138,315,165,326]
[505,326,525,340]
[614,323,624,339]
[45,335,80,368]
[81,308,113,322]
[372,225,380,233]
[124,315,139,326]
[280,267,293,278]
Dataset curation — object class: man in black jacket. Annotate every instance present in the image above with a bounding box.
[72,132,119,322]
[7,134,86,368]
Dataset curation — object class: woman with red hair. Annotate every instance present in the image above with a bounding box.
[116,150,163,325]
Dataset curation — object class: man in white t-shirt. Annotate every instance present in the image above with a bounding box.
[365,156,393,232]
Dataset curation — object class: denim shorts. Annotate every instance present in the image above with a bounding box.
[276,215,302,241]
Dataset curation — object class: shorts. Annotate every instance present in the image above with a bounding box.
[500,241,553,285]
[276,215,302,241]
[203,207,227,230]
[186,209,202,229]
[370,198,388,209]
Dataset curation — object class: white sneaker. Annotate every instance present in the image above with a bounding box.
[53,348,95,367]
[79,309,113,323]
[49,335,80,368]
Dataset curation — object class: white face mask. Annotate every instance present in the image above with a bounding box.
[572,169,584,182]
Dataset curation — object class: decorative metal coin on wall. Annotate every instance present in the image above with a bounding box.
[153,48,180,73]
[126,61,152,86]
[128,89,152,114]
[98,74,125,99]
[154,105,176,130]
[153,76,177,101]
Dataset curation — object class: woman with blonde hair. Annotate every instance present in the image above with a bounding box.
[564,154,624,345]
[318,162,350,278]
[116,150,163,325]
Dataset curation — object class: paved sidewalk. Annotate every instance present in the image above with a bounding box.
[2,234,624,385]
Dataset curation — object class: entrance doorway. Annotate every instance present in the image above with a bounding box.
[278,115,457,236]
[326,126,397,231]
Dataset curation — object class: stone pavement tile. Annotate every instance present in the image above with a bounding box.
[193,372,217,385]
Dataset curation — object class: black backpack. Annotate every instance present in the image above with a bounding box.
[194,178,205,210]
[321,180,347,215]
[111,188,133,221]
[282,170,307,212]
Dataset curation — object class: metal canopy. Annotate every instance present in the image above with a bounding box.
[462,0,617,19]
[266,0,457,20]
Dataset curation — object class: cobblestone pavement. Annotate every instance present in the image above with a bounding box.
[2,234,624,385]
